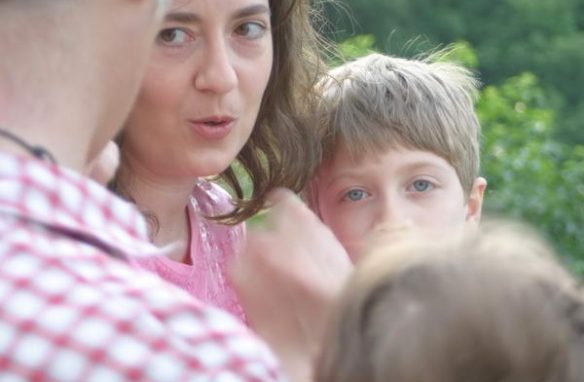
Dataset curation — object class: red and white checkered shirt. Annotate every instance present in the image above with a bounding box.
[0,152,286,382]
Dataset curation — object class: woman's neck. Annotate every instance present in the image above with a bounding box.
[116,161,197,255]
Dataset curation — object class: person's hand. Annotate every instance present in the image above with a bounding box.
[86,141,120,185]
[231,188,353,381]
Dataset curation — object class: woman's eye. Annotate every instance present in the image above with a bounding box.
[343,189,369,202]
[235,22,267,40]
[410,180,434,192]
[157,28,192,45]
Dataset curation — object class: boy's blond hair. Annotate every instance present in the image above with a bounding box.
[315,52,481,196]
[316,221,584,382]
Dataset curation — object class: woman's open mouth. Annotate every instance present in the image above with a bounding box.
[188,116,235,140]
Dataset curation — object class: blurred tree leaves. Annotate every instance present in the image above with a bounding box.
[478,72,584,273]
[337,34,376,61]
[324,0,584,145]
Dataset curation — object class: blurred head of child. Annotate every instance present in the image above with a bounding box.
[316,221,584,382]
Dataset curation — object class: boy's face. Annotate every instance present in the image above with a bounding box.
[313,144,486,263]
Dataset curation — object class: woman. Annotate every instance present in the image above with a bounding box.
[110,0,327,321]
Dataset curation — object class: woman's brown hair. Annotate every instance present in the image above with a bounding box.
[219,0,331,223]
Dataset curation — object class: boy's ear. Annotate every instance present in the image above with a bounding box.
[465,177,487,223]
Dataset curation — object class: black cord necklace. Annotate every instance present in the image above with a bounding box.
[0,128,57,164]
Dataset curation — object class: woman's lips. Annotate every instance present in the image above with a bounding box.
[188,117,235,140]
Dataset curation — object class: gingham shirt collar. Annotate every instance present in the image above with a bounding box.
[0,152,163,260]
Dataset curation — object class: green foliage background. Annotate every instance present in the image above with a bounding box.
[329,19,584,273]
[323,0,584,144]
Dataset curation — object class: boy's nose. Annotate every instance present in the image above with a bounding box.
[366,218,415,256]
[194,40,238,94]
[374,198,413,232]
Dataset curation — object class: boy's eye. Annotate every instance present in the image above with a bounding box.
[343,189,369,202]
[234,22,267,40]
[410,180,434,192]
[158,28,192,46]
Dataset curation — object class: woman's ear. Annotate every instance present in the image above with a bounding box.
[465,177,487,223]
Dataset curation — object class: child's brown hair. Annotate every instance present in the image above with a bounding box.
[316,222,584,382]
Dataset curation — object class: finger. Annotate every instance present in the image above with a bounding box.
[260,188,308,232]
[257,188,291,231]
[231,231,279,288]
[266,188,322,235]
[264,187,296,207]
[86,141,120,185]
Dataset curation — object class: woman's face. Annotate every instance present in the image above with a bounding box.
[122,0,273,179]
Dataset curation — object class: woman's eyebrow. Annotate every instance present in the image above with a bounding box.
[235,4,271,18]
[164,11,200,24]
[164,4,270,24]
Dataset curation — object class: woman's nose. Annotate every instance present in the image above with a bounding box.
[194,39,238,94]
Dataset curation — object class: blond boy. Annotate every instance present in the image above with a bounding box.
[306,53,487,262]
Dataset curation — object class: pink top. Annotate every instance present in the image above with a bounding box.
[133,179,247,322]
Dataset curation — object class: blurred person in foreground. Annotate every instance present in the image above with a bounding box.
[0,1,286,380]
